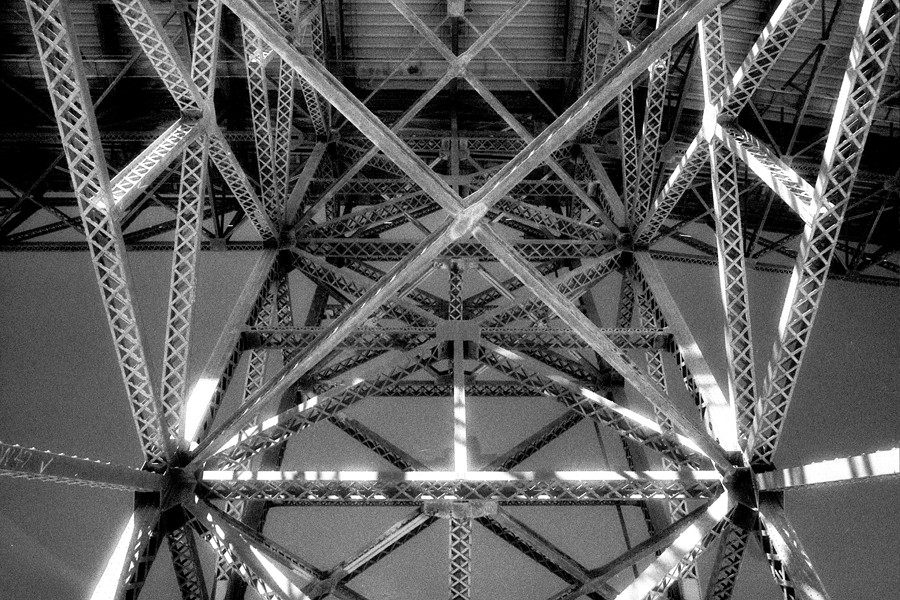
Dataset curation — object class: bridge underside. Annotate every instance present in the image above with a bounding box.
[0,1,897,599]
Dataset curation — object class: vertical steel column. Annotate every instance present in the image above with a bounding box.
[631,0,679,225]
[242,24,280,222]
[449,512,472,600]
[159,138,209,440]
[24,0,171,466]
[449,262,467,472]
[699,8,758,447]
[159,138,212,600]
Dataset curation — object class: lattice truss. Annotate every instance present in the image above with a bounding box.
[2,0,898,599]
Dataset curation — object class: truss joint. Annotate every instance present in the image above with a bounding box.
[160,466,199,511]
[424,500,498,519]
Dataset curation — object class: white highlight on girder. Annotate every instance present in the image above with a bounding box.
[89,512,135,600]
[715,125,817,223]
[613,493,729,600]
[487,342,717,460]
[453,365,467,473]
[777,268,802,336]
[758,447,900,490]
[249,546,307,598]
[202,470,722,482]
[815,0,878,201]
[726,0,795,99]
[682,340,740,453]
[577,385,708,456]
[216,395,323,454]
[493,346,523,361]
[184,377,218,444]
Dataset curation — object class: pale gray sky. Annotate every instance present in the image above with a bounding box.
[1,249,897,599]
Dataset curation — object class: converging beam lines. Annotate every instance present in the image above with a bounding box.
[292,252,440,325]
[484,412,585,472]
[189,501,318,600]
[331,415,431,472]
[207,129,279,241]
[190,499,368,600]
[720,0,820,119]
[228,0,463,216]
[221,271,297,600]
[187,219,463,468]
[715,124,818,224]
[115,0,276,242]
[463,0,736,212]
[636,0,822,246]
[15,0,897,598]
[476,225,734,473]
[476,252,623,328]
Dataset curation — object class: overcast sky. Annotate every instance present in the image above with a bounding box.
[1,247,897,599]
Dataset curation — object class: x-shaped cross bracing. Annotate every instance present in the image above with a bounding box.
[11,0,899,598]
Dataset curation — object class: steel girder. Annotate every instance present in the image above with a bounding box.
[0,441,162,491]
[9,0,898,599]
[749,0,900,466]
[200,469,724,506]
[24,0,172,469]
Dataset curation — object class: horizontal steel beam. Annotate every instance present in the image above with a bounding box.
[358,381,545,398]
[201,469,723,505]
[297,239,614,261]
[245,326,668,351]
[0,441,161,491]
